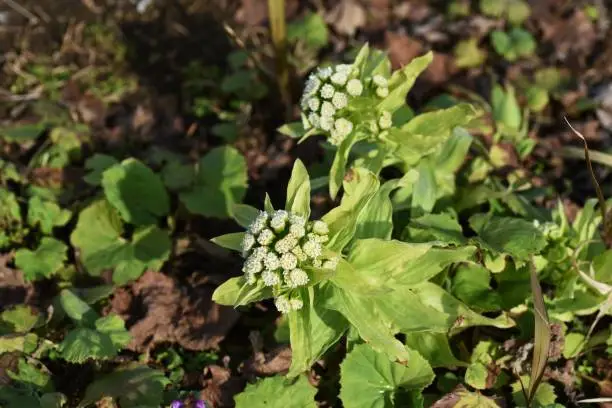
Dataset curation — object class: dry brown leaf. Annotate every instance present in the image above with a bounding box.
[109,271,239,352]
[385,31,424,70]
[326,0,366,37]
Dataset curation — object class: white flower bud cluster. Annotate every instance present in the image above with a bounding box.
[301,64,362,146]
[240,210,337,313]
[532,219,562,240]
[372,75,389,98]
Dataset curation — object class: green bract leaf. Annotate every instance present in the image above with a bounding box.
[212,276,273,306]
[210,232,245,251]
[232,204,259,228]
[179,146,248,218]
[286,159,311,218]
[27,196,71,234]
[390,104,479,166]
[339,343,434,408]
[411,282,515,333]
[379,52,433,113]
[102,158,169,225]
[287,289,312,378]
[78,364,169,408]
[234,375,316,408]
[277,122,307,139]
[469,214,546,261]
[15,237,68,281]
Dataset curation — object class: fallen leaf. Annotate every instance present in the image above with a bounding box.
[243,346,292,378]
[385,31,424,70]
[109,271,239,352]
[326,0,366,37]
[200,365,245,408]
[0,255,34,312]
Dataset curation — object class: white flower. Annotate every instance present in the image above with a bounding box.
[257,228,275,246]
[322,257,339,270]
[376,87,389,98]
[320,101,336,118]
[302,239,322,259]
[308,113,320,128]
[289,224,306,238]
[243,255,263,274]
[312,220,329,235]
[290,298,304,310]
[378,111,392,129]
[264,252,280,270]
[334,118,353,138]
[262,270,280,286]
[288,268,309,287]
[246,272,256,284]
[335,64,353,74]
[320,116,333,131]
[249,211,269,235]
[346,79,363,96]
[372,75,388,87]
[241,233,255,253]
[280,252,298,271]
[289,214,306,226]
[304,75,321,96]
[330,72,348,86]
[307,97,321,112]
[275,236,297,254]
[329,130,344,146]
[250,246,268,261]
[313,259,322,267]
[270,210,289,231]
[369,120,379,134]
[320,84,335,99]
[332,92,348,109]
[275,295,291,314]
[292,246,307,262]
[317,66,333,79]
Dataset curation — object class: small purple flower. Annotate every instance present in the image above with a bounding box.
[194,401,207,408]
[170,401,183,408]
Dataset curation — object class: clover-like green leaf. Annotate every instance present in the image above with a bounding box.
[234,375,317,408]
[339,343,434,408]
[14,237,67,281]
[179,146,247,219]
[102,158,169,225]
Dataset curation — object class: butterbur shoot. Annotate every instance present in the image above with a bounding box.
[280,43,480,199]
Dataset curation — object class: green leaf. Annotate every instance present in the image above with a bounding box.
[492,84,522,131]
[7,358,52,391]
[490,31,513,60]
[469,214,546,260]
[232,204,259,228]
[285,159,311,218]
[287,289,312,378]
[454,38,487,68]
[287,12,328,50]
[288,287,348,376]
[412,159,437,213]
[212,276,273,306]
[59,328,117,363]
[322,283,409,362]
[329,132,362,200]
[339,343,434,408]
[15,237,68,281]
[348,239,432,286]
[179,146,247,219]
[161,160,195,190]
[78,364,169,408]
[405,213,466,245]
[95,314,131,349]
[480,0,505,17]
[277,122,307,139]
[27,196,71,234]
[354,177,405,240]
[404,332,465,368]
[71,200,170,284]
[59,289,99,327]
[526,86,549,112]
[0,305,40,334]
[0,333,37,354]
[210,232,245,251]
[102,158,169,225]
[379,52,433,113]
[410,282,515,333]
[323,168,379,252]
[1,124,45,142]
[512,378,557,407]
[452,389,501,407]
[390,104,479,166]
[234,376,316,408]
[563,332,585,359]
[452,264,503,312]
